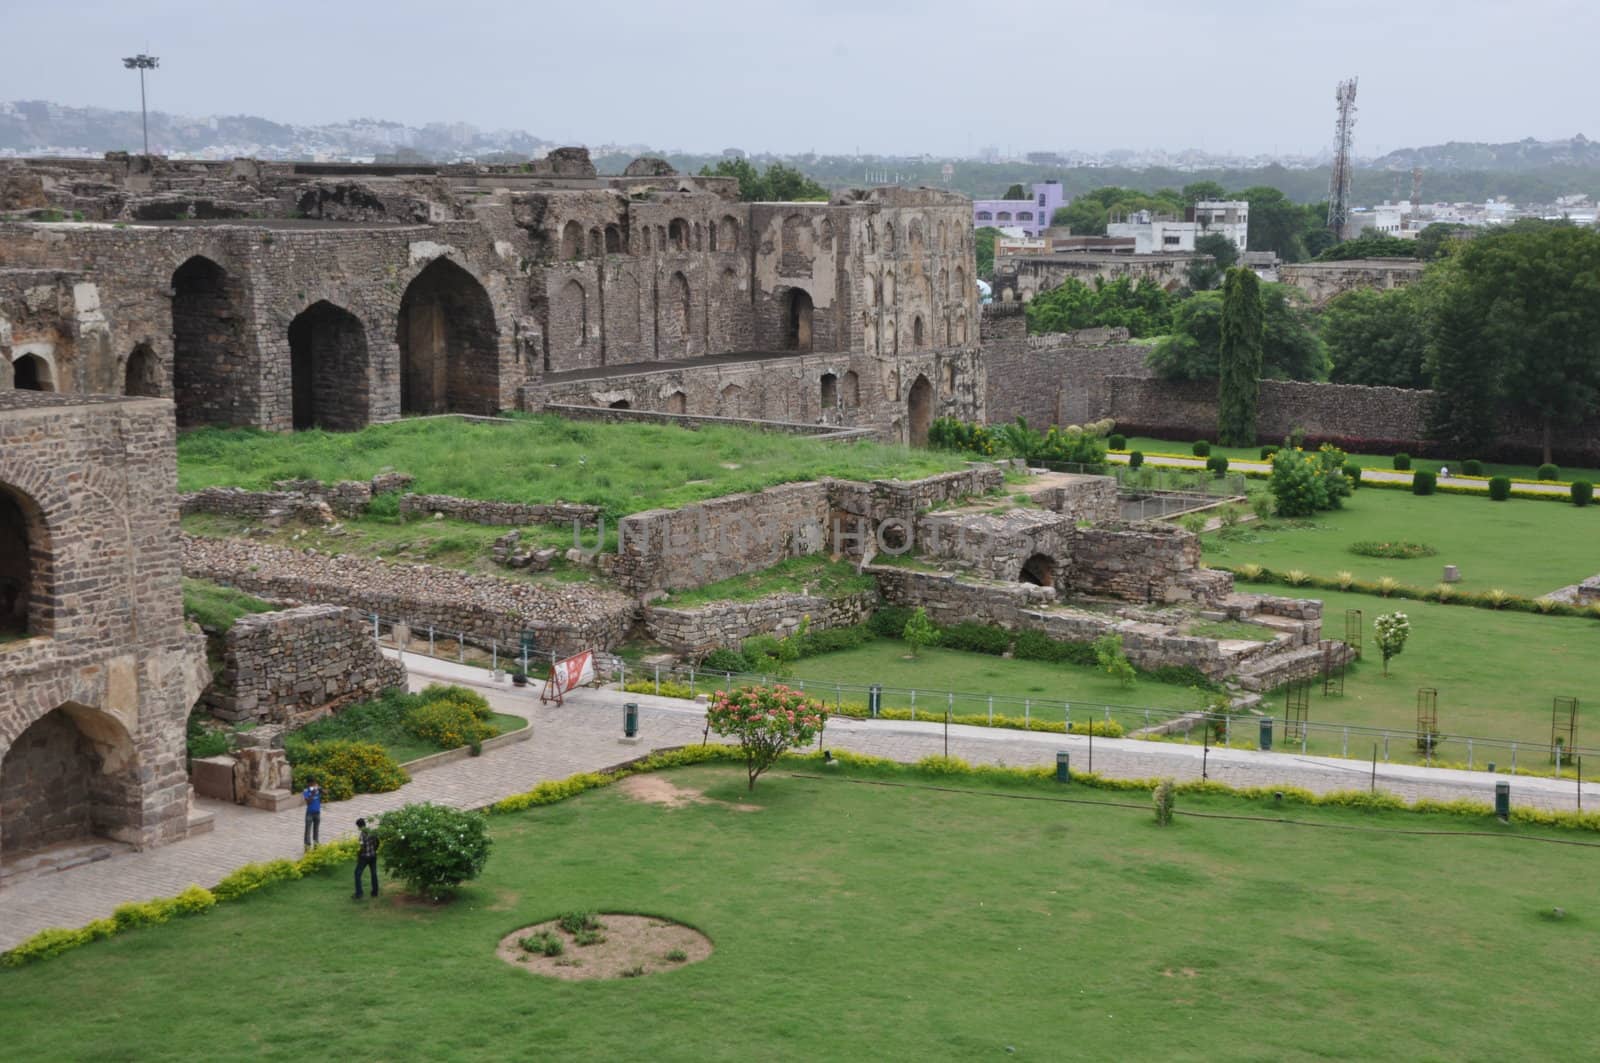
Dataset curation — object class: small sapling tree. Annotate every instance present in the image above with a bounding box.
[706,685,829,790]
[902,606,939,658]
[1094,632,1136,687]
[1373,612,1411,677]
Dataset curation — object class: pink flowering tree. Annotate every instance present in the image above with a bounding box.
[706,684,829,790]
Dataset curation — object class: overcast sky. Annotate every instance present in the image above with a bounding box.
[7,0,1596,157]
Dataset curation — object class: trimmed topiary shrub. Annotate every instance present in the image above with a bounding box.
[1572,480,1594,507]
[1128,450,1144,469]
[1488,475,1512,501]
[1411,470,1437,495]
[1192,440,1211,457]
[1342,462,1362,488]
[1537,463,1560,481]
[1392,452,1411,471]
[1462,459,1485,476]
[1259,445,1279,460]
[1108,433,1126,450]
[1206,454,1229,477]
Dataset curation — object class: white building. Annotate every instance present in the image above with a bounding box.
[1192,200,1249,253]
[1106,210,1197,253]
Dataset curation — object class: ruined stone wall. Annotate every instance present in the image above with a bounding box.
[180,534,634,654]
[205,605,408,724]
[984,342,1150,429]
[643,591,876,656]
[397,493,600,527]
[606,482,832,595]
[913,509,1075,585]
[1068,521,1230,606]
[1034,474,1121,524]
[993,254,1193,303]
[1278,259,1424,306]
[0,393,206,858]
[540,402,883,441]
[868,566,1230,679]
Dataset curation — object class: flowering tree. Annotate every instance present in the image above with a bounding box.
[1373,612,1411,676]
[377,802,492,901]
[706,685,829,790]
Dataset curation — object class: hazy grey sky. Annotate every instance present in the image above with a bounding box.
[7,0,1596,156]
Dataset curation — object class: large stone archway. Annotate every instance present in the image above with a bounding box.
[907,374,934,446]
[397,258,501,415]
[0,702,142,860]
[171,255,246,428]
[288,301,369,430]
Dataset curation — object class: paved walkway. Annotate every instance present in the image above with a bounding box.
[1108,452,1572,495]
[2,651,1593,949]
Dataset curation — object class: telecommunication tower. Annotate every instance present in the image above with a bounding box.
[1327,77,1358,236]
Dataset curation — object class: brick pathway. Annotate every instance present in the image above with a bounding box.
[2,651,1592,950]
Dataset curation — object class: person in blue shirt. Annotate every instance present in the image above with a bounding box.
[303,777,323,848]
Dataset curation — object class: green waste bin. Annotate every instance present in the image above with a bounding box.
[1056,751,1070,783]
[1494,781,1510,821]
[624,702,639,738]
[1259,717,1273,752]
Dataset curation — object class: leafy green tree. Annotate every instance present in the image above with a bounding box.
[1236,185,1311,261]
[1187,232,1239,290]
[1002,183,1028,200]
[1148,284,1326,381]
[1315,231,1419,261]
[377,803,492,901]
[1182,180,1227,203]
[1024,276,1175,337]
[1414,222,1471,261]
[1268,443,1351,517]
[1217,268,1265,445]
[1053,186,1186,236]
[697,159,827,202]
[1321,287,1431,389]
[1426,222,1600,463]
[1093,632,1136,687]
[974,226,1000,280]
[902,607,939,657]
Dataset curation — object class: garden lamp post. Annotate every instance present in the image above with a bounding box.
[122,54,159,156]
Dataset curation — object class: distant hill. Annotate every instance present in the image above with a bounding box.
[0,100,552,160]
[1373,136,1600,172]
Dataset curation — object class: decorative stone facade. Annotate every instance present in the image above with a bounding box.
[204,605,408,725]
[0,393,208,862]
[181,534,634,655]
[643,591,876,656]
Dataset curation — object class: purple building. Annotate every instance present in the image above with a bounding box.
[971,180,1065,237]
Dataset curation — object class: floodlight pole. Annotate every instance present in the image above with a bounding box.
[122,54,159,156]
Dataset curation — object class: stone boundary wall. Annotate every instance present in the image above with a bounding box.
[1252,595,1323,622]
[181,535,636,654]
[398,493,601,528]
[868,566,1230,679]
[643,591,877,655]
[205,605,408,724]
[1025,326,1131,349]
[270,479,373,516]
[829,464,1009,541]
[181,487,331,522]
[984,343,1150,429]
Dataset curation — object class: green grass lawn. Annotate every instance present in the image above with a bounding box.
[783,639,1208,721]
[1200,489,1598,598]
[181,577,275,630]
[177,416,968,519]
[5,762,1597,1060]
[1246,584,1600,751]
[1117,435,1600,483]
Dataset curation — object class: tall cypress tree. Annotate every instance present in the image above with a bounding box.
[1217,267,1264,446]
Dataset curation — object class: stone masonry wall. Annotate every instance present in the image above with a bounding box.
[181,534,635,654]
[984,342,1150,429]
[205,605,408,724]
[643,591,876,656]
[398,493,600,527]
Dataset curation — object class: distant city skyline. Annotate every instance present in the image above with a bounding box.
[7,0,1597,158]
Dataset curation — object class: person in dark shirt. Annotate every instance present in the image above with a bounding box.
[353,817,380,899]
[302,778,323,848]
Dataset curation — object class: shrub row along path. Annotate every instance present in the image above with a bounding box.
[1108,452,1573,495]
[2,651,1593,949]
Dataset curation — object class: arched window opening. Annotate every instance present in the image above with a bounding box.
[907,374,933,446]
[785,289,814,352]
[669,218,690,252]
[11,354,51,391]
[820,372,838,409]
[608,399,632,410]
[0,484,47,640]
[913,315,925,349]
[1019,553,1058,588]
[171,255,244,428]
[842,370,861,408]
[561,220,584,260]
[605,224,623,254]
[665,391,687,415]
[124,343,160,397]
[720,215,740,251]
[288,301,370,431]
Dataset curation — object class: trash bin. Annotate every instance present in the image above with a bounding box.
[1259,717,1273,752]
[869,684,882,719]
[624,702,639,738]
[1494,781,1510,821]
[1056,751,1070,783]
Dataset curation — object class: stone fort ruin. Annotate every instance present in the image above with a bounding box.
[0,151,980,443]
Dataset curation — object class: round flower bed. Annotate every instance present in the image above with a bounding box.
[497,913,712,981]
